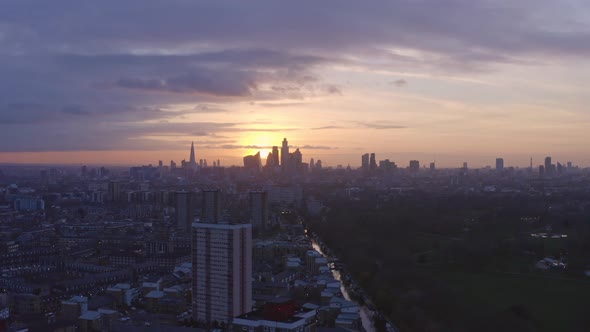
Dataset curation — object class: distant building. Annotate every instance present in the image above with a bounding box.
[271,146,280,167]
[292,148,303,172]
[361,154,369,173]
[175,191,194,231]
[315,160,322,169]
[496,158,504,171]
[281,138,290,172]
[249,191,269,228]
[108,180,120,202]
[192,223,252,324]
[409,160,420,173]
[265,151,276,168]
[369,153,377,171]
[544,156,554,176]
[243,152,263,174]
[202,190,221,223]
[379,159,396,171]
[14,197,44,211]
[189,141,198,170]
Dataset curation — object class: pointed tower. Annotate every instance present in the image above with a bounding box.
[189,142,197,168]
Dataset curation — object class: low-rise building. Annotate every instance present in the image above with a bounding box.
[232,299,317,332]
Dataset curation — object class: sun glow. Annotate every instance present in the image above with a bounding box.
[241,133,282,159]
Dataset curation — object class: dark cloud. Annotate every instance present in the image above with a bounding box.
[117,69,257,97]
[62,105,91,115]
[325,85,343,95]
[1,1,586,62]
[390,79,407,87]
[0,1,587,153]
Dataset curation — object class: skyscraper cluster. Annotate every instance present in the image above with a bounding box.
[495,157,573,177]
[244,138,316,176]
[361,153,398,174]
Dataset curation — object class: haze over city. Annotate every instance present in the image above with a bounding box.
[5,2,590,332]
[1,1,590,167]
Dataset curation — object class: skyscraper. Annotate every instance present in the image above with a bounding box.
[271,146,279,167]
[175,191,194,231]
[249,191,269,228]
[189,142,197,170]
[265,151,274,168]
[292,148,302,171]
[545,156,554,176]
[243,152,262,173]
[409,160,420,173]
[369,153,377,171]
[192,223,252,324]
[361,154,369,172]
[496,158,504,171]
[281,138,289,171]
[202,190,221,223]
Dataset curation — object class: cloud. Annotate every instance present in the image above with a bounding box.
[209,144,335,151]
[390,79,407,87]
[1,0,589,155]
[62,105,91,115]
[298,145,336,150]
[312,125,345,130]
[192,104,228,113]
[219,145,273,150]
[2,1,587,65]
[116,71,255,97]
[325,85,343,95]
[357,121,407,130]
[255,102,308,108]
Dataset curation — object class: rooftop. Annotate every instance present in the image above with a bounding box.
[235,306,315,324]
[79,310,101,321]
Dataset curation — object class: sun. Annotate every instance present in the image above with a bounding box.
[241,133,282,159]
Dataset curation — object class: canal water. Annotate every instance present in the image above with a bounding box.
[311,240,376,332]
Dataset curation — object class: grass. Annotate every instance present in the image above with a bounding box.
[436,269,590,332]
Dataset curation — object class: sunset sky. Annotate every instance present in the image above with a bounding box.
[1,1,590,167]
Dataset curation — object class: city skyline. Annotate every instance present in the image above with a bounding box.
[3,3,590,331]
[0,141,582,169]
[2,2,590,167]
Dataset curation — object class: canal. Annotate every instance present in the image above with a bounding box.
[311,239,377,332]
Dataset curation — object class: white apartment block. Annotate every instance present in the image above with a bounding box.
[192,222,252,324]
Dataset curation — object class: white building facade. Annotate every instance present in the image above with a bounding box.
[192,222,252,324]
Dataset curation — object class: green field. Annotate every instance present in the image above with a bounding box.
[436,270,590,331]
